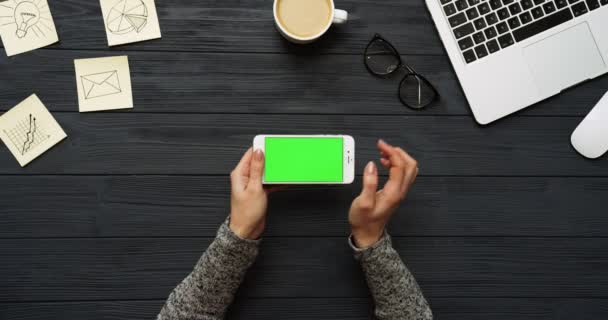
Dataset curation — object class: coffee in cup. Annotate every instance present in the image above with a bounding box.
[274,0,348,44]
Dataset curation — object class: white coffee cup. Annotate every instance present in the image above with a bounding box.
[273,0,348,44]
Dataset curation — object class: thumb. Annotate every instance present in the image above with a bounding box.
[248,149,265,188]
[359,161,378,205]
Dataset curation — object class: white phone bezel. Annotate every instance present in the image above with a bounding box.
[253,134,355,184]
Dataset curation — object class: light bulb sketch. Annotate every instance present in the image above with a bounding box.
[0,0,53,38]
[14,1,39,37]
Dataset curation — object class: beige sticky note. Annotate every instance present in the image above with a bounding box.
[74,55,133,112]
[0,0,59,56]
[0,94,66,167]
[100,0,161,47]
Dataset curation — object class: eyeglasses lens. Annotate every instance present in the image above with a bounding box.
[399,74,437,109]
[365,38,400,76]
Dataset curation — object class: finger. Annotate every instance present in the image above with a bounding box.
[378,140,406,169]
[396,147,417,167]
[397,148,418,186]
[380,158,391,168]
[248,149,265,189]
[377,139,394,154]
[411,167,419,185]
[235,147,253,173]
[359,161,379,208]
[395,147,418,193]
[231,148,253,192]
[377,140,406,197]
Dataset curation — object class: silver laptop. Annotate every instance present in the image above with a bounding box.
[426,0,608,124]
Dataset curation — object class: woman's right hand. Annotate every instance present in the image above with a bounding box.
[348,140,419,248]
[229,148,269,240]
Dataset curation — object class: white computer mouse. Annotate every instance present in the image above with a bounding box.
[571,91,608,159]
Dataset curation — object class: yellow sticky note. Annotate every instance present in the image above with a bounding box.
[0,0,59,56]
[74,55,134,112]
[100,0,161,47]
[0,94,66,167]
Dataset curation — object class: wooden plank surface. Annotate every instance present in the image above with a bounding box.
[2,0,608,318]
[1,50,607,116]
[1,176,607,238]
[0,0,443,55]
[0,114,606,175]
[2,237,608,301]
[2,298,608,320]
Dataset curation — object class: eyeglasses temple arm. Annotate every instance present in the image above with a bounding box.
[402,64,417,74]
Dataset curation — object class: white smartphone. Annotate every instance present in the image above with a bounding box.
[253,135,355,184]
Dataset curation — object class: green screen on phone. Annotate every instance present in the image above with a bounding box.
[265,137,343,183]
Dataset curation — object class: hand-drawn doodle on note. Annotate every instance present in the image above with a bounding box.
[105,0,148,35]
[0,0,53,38]
[80,70,122,100]
[2,113,50,155]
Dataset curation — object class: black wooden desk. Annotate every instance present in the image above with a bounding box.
[2,0,608,319]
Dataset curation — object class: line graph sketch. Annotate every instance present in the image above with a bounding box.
[106,0,148,35]
[2,113,50,155]
[0,94,66,166]
[0,0,53,39]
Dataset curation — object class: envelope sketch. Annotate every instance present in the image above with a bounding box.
[80,70,122,100]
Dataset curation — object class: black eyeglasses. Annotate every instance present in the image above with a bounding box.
[364,34,439,110]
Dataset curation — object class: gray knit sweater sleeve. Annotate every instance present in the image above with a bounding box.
[157,220,259,320]
[157,220,430,320]
[350,232,433,320]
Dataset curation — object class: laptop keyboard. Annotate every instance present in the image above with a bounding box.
[441,0,608,63]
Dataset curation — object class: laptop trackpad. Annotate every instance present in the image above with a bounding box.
[523,22,605,95]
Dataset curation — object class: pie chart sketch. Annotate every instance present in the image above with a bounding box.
[106,0,148,35]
